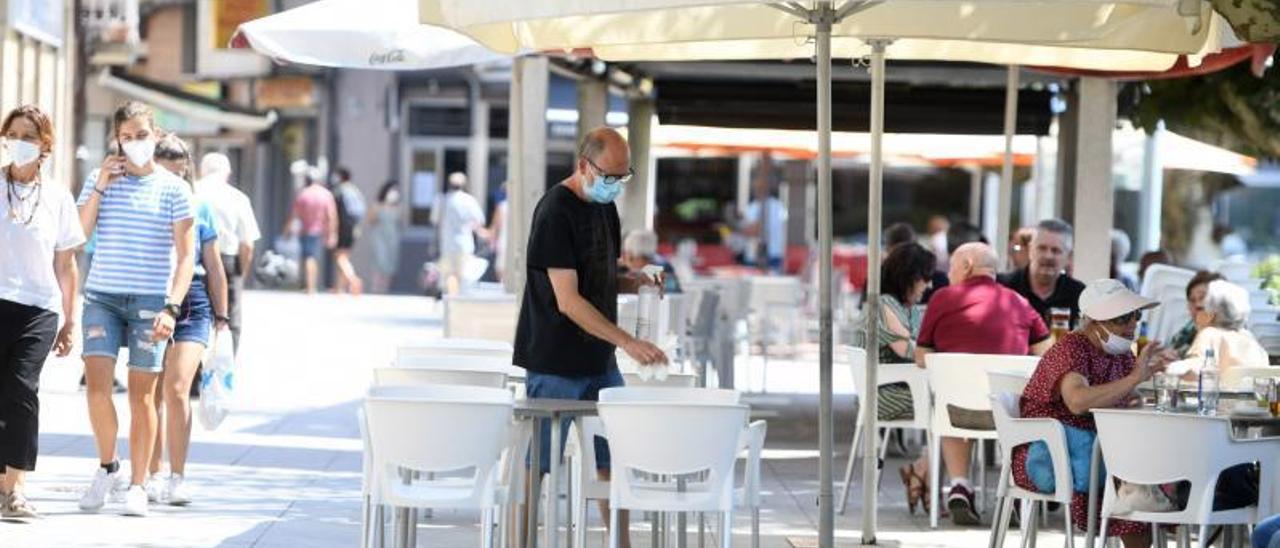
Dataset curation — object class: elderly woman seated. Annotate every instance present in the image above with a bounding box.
[1013,279,1177,548]
[1166,270,1223,357]
[1180,280,1270,378]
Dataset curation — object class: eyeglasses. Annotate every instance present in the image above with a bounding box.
[585,157,634,186]
[1109,311,1141,325]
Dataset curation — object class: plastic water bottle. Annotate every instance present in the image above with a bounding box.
[1197,348,1220,416]
[635,265,667,379]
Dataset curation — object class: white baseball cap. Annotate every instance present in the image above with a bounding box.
[1078,279,1158,321]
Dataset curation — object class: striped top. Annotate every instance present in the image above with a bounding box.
[77,170,193,296]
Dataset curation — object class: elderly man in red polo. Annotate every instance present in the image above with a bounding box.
[914,242,1053,525]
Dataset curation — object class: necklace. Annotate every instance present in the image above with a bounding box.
[5,164,42,225]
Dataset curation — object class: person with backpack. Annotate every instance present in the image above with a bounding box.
[331,167,365,295]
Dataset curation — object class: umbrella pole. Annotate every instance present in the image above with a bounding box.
[861,38,888,547]
[815,4,836,548]
[997,65,1020,265]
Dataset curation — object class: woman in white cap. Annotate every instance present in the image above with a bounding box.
[1011,279,1177,547]
[1184,280,1269,376]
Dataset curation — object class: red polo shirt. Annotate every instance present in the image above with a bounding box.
[918,276,1050,355]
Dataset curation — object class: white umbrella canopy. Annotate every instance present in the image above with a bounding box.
[231,0,509,70]
[416,1,1234,545]
[421,0,1234,69]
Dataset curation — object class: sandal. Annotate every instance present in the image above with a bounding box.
[2,490,38,518]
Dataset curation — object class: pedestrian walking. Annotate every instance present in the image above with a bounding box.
[513,127,667,547]
[284,168,337,294]
[368,180,402,294]
[331,167,365,295]
[436,172,489,295]
[146,133,229,507]
[0,105,85,518]
[76,101,197,517]
[195,152,260,353]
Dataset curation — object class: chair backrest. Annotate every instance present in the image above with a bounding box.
[599,386,740,404]
[622,372,699,388]
[747,275,803,311]
[987,368,1032,397]
[1140,264,1195,342]
[373,367,509,389]
[599,401,748,512]
[688,289,721,339]
[840,345,931,426]
[395,352,516,370]
[1221,365,1280,390]
[926,353,1039,437]
[397,338,513,361]
[443,294,519,342]
[364,386,513,508]
[1092,409,1273,522]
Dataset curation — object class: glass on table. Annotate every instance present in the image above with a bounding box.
[1253,377,1275,410]
[1154,372,1179,413]
[1049,307,1071,340]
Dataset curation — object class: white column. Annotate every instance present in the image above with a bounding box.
[503,56,549,294]
[467,91,490,205]
[983,172,1000,245]
[576,79,608,139]
[995,65,1019,263]
[1070,77,1116,283]
[622,97,655,233]
[1137,122,1164,253]
[737,153,754,215]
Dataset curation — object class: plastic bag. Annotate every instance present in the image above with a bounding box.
[198,329,237,430]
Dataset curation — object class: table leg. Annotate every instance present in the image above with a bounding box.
[677,478,688,548]
[1085,440,1101,548]
[529,418,544,548]
[549,415,563,548]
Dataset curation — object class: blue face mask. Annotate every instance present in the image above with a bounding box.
[585,175,623,204]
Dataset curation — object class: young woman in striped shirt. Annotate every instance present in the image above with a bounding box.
[75,101,196,517]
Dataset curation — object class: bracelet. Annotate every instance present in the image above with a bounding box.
[215,315,231,323]
[92,186,106,197]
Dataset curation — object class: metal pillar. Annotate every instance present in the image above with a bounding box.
[996,65,1020,263]
[861,38,889,547]
[814,3,836,547]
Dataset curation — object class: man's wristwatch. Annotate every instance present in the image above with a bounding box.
[215,314,231,324]
[162,302,182,318]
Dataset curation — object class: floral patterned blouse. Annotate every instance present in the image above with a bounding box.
[1019,331,1135,431]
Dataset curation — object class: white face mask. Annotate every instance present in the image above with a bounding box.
[122,139,156,167]
[1098,324,1134,355]
[5,139,40,168]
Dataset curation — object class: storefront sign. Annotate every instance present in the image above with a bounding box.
[255,77,315,110]
[8,0,64,47]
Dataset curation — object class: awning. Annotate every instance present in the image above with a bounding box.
[97,70,277,133]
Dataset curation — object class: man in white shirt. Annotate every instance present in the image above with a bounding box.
[743,191,787,273]
[194,153,261,352]
[437,172,489,294]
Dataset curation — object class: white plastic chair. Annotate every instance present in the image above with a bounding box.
[396,338,513,361]
[987,382,1075,548]
[1139,264,1195,343]
[443,294,519,342]
[926,353,1040,528]
[598,399,749,548]
[1093,409,1280,547]
[622,372,699,388]
[373,367,509,389]
[837,346,931,514]
[363,385,514,548]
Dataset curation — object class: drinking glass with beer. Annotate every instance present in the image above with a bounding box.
[1049,307,1071,341]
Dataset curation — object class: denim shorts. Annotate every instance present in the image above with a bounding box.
[82,292,168,373]
[526,365,624,474]
[173,278,212,347]
[299,235,323,260]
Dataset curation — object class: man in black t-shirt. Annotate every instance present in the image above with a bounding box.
[513,127,666,546]
[997,218,1086,328]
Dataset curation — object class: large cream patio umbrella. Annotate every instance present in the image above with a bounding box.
[417,1,1234,545]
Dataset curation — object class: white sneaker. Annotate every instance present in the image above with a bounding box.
[122,485,149,517]
[78,468,121,512]
[145,474,164,503]
[166,475,191,506]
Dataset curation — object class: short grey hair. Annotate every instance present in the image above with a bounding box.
[1110,229,1131,263]
[1203,280,1251,330]
[200,152,231,179]
[1036,218,1075,251]
[623,230,658,258]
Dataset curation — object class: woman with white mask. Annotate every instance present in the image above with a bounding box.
[75,101,196,517]
[0,105,86,518]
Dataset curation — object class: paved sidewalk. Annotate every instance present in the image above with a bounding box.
[2,291,1067,547]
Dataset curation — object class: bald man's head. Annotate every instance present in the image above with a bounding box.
[948,242,999,285]
[577,127,630,181]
